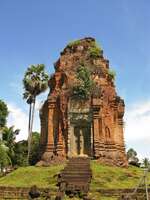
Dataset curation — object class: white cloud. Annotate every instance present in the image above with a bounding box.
[7,103,28,141]
[7,103,40,141]
[124,100,150,158]
[125,100,150,141]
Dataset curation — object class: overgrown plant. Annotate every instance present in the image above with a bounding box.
[67,40,81,48]
[108,68,116,80]
[88,41,102,58]
[73,64,94,99]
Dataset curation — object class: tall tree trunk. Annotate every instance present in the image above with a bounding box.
[28,97,36,164]
[27,103,32,163]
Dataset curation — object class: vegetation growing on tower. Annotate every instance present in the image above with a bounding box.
[67,39,102,59]
[108,68,116,80]
[88,41,102,58]
[67,40,81,48]
[72,64,94,99]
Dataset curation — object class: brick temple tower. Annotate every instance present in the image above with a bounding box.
[37,37,127,167]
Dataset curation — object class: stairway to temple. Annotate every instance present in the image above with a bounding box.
[57,157,92,198]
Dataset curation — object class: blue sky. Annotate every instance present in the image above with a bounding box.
[0,0,150,158]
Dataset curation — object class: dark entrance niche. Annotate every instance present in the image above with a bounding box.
[74,123,91,156]
[68,99,92,158]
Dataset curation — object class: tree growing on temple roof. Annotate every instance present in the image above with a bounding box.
[108,68,116,80]
[23,64,49,163]
[72,64,94,99]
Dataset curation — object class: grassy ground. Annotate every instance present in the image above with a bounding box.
[0,161,149,199]
[91,161,150,190]
[0,164,64,189]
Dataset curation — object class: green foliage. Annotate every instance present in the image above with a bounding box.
[0,142,11,171]
[127,148,139,167]
[127,148,137,159]
[73,65,94,99]
[23,64,49,163]
[67,40,81,48]
[88,41,102,58]
[108,68,116,80]
[142,158,150,168]
[23,64,49,102]
[29,132,40,165]
[13,140,28,167]
[12,132,40,167]
[2,126,19,165]
[0,100,8,128]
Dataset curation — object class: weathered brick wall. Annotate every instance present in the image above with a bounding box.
[0,187,56,199]
[0,187,149,199]
[96,188,150,199]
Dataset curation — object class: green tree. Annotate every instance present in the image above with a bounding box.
[73,65,94,99]
[0,100,8,128]
[13,140,28,167]
[127,148,139,167]
[29,132,40,165]
[0,142,11,172]
[23,64,49,162]
[2,126,19,165]
[13,132,40,166]
[108,68,116,80]
[142,158,150,168]
[88,41,102,58]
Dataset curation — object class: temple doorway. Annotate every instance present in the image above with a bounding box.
[69,124,91,157]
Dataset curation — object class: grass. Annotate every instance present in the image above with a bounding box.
[0,161,149,199]
[0,164,64,189]
[91,161,150,190]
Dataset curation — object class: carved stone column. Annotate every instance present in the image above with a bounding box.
[39,114,46,154]
[92,98,101,158]
[56,122,65,156]
[37,97,57,165]
[44,98,56,153]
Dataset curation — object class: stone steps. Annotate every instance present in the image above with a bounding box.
[57,157,92,195]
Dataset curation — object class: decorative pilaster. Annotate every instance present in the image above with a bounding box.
[56,122,65,156]
[44,97,56,153]
[37,97,57,165]
[92,98,101,158]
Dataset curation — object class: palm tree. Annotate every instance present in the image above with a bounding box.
[23,64,49,163]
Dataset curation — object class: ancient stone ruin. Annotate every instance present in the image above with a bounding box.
[38,37,127,167]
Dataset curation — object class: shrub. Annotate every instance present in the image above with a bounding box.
[73,64,94,99]
[88,41,102,58]
[67,40,81,48]
[108,69,116,80]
